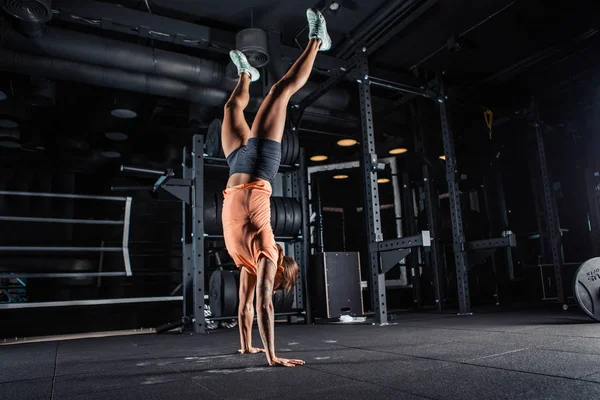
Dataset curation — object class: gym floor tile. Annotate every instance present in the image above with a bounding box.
[58,378,223,400]
[258,382,430,400]
[536,336,600,355]
[57,336,138,353]
[0,342,57,383]
[55,353,161,377]
[514,377,600,400]
[306,349,452,383]
[380,363,552,400]
[0,377,53,400]
[453,331,574,348]
[467,348,600,379]
[525,322,600,338]
[189,364,367,400]
[371,340,534,362]
[52,365,186,397]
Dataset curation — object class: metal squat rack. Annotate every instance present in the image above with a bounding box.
[291,49,516,323]
[115,134,311,334]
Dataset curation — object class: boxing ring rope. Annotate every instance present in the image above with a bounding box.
[0,190,133,277]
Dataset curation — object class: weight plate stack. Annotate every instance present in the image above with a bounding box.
[209,270,239,317]
[205,194,302,237]
[204,192,219,234]
[273,289,294,313]
[270,197,277,232]
[206,119,224,158]
[291,198,302,235]
[288,130,300,165]
[273,197,286,236]
[573,258,600,322]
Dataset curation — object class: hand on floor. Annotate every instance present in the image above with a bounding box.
[269,357,305,367]
[238,347,265,354]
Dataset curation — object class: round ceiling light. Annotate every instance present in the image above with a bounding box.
[104,131,129,141]
[377,178,390,183]
[439,155,446,161]
[310,155,328,162]
[0,119,19,129]
[0,91,7,101]
[329,1,340,11]
[389,147,408,155]
[111,108,137,119]
[337,138,357,147]
[101,151,122,159]
[333,174,348,180]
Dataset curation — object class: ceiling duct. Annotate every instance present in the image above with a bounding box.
[3,26,350,111]
[1,0,52,37]
[236,28,269,68]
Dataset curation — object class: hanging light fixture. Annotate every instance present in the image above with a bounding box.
[377,178,390,183]
[310,155,328,162]
[439,155,446,160]
[337,138,357,147]
[388,147,408,155]
[333,174,348,180]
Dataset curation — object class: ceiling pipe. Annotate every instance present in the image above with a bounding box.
[2,26,350,111]
[0,49,358,128]
[335,0,418,58]
[0,49,234,107]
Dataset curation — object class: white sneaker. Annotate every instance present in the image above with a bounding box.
[306,8,332,51]
[229,50,260,82]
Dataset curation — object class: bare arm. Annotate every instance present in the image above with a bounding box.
[256,257,304,367]
[238,268,263,353]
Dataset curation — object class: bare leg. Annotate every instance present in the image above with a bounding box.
[222,73,252,157]
[251,39,321,142]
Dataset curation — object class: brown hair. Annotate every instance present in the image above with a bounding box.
[276,243,298,292]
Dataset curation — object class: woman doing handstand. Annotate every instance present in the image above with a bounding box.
[221,8,331,368]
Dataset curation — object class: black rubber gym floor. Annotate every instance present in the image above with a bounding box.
[2,309,600,400]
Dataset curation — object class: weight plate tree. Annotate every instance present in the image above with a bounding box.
[573,258,600,322]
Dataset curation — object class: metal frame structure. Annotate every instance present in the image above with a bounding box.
[437,76,471,315]
[0,191,135,310]
[116,133,311,333]
[531,99,565,303]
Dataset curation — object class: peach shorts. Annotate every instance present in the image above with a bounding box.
[222,180,282,276]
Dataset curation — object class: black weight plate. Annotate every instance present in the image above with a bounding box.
[207,119,224,158]
[573,258,600,322]
[285,130,294,165]
[273,289,284,313]
[221,270,238,317]
[209,270,239,318]
[289,131,299,165]
[280,130,290,165]
[204,192,218,234]
[209,271,223,317]
[291,198,302,235]
[282,198,295,237]
[270,197,277,231]
[282,288,295,312]
[273,197,286,236]
[216,192,224,235]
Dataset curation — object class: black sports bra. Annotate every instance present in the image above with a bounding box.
[226,138,282,182]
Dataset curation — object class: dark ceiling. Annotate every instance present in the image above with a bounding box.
[0,0,598,183]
